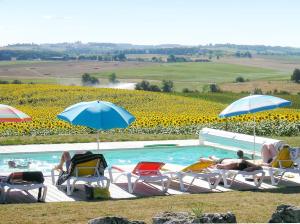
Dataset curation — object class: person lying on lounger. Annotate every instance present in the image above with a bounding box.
[199,157,262,171]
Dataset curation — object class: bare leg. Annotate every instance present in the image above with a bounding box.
[261,144,272,163]
[55,151,71,171]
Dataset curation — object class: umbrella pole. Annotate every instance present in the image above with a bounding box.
[97,130,100,150]
[253,116,256,160]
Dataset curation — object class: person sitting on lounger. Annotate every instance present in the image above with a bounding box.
[261,143,278,164]
[54,151,90,172]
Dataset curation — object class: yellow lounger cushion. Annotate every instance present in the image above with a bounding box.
[181,160,215,172]
[271,146,293,168]
[72,159,99,176]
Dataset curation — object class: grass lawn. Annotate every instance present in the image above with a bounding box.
[1,187,300,223]
[0,133,195,145]
[1,133,300,147]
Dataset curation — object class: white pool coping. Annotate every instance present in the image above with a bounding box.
[0,139,201,154]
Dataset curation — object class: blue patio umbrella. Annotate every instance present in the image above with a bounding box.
[57,101,135,149]
[219,95,291,157]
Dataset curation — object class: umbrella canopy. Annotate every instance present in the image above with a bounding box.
[219,95,291,118]
[57,101,135,130]
[0,104,31,122]
[219,95,291,158]
[57,101,135,149]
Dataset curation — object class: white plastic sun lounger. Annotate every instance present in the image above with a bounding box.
[165,170,222,191]
[108,162,170,193]
[0,182,47,203]
[212,169,265,188]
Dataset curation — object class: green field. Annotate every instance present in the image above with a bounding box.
[95,62,286,83]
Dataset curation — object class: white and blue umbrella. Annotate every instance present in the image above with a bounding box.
[58,101,135,149]
[219,95,291,157]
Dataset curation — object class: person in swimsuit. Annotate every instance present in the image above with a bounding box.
[199,156,262,171]
[54,151,89,172]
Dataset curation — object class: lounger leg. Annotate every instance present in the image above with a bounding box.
[41,186,47,202]
[254,172,265,187]
[70,180,77,195]
[269,169,283,185]
[177,172,187,192]
[208,174,222,189]
[164,177,170,193]
[51,169,55,185]
[108,167,114,183]
[0,187,5,203]
[66,179,72,195]
[127,173,133,193]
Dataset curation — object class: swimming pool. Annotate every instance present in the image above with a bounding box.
[0,145,244,174]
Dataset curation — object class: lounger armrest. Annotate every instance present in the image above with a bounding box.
[135,170,161,176]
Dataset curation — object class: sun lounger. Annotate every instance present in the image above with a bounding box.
[214,169,265,188]
[263,146,299,185]
[163,161,222,191]
[51,153,110,195]
[0,171,47,203]
[108,161,170,193]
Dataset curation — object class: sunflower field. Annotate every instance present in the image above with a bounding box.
[0,84,300,137]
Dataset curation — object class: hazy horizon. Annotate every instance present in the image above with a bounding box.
[1,0,300,47]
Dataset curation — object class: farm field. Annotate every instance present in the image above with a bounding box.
[0,58,292,92]
[0,84,299,143]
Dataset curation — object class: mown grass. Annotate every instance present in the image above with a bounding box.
[0,133,195,145]
[1,188,300,223]
[1,133,300,147]
[94,62,284,83]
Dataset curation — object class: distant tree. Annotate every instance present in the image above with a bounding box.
[161,80,174,92]
[81,73,99,86]
[149,84,161,92]
[135,80,150,91]
[0,80,9,84]
[202,83,220,93]
[253,88,263,94]
[151,56,158,62]
[113,53,126,61]
[291,68,300,83]
[108,73,117,83]
[167,55,176,63]
[209,83,220,92]
[235,76,245,82]
[12,79,22,84]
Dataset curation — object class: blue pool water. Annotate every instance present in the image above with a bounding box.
[0,145,241,174]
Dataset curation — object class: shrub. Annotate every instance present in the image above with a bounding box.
[135,80,150,91]
[291,68,300,83]
[149,84,161,92]
[11,80,22,84]
[81,73,99,86]
[203,83,220,93]
[108,73,117,83]
[235,76,245,82]
[253,88,263,94]
[161,80,174,92]
[0,80,9,84]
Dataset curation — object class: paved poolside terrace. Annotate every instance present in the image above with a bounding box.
[1,139,300,204]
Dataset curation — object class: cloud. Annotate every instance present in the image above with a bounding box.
[42,15,72,20]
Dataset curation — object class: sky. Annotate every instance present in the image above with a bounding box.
[0,0,300,47]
